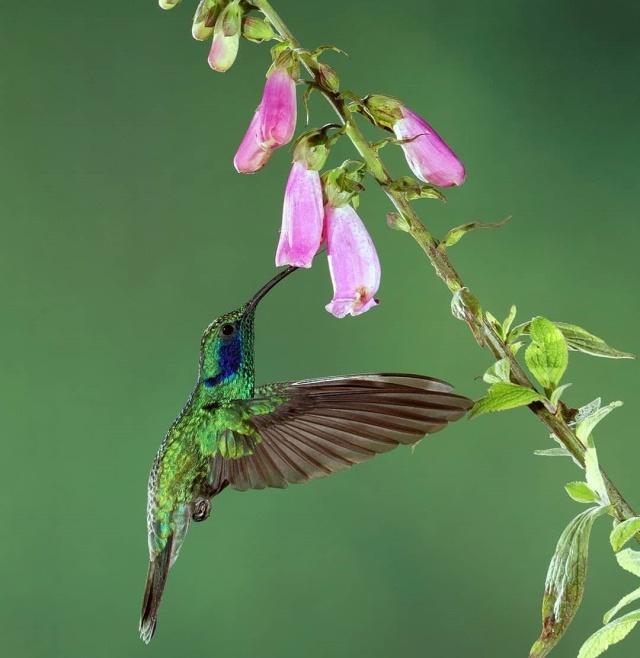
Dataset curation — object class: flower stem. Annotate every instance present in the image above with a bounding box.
[251,0,638,532]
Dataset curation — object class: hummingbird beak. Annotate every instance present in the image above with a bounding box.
[246,266,298,313]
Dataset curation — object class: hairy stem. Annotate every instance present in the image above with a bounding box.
[252,0,637,531]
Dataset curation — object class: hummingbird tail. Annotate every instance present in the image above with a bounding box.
[139,535,173,644]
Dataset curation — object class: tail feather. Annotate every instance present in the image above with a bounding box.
[139,535,173,644]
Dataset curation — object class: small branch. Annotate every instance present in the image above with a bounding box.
[252,0,639,533]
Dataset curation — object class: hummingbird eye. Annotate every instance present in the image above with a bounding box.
[220,323,236,337]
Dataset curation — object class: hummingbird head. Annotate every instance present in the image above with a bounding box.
[198,266,297,398]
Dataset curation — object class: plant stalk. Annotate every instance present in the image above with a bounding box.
[252,0,638,531]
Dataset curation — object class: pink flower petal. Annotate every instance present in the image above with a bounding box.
[393,107,465,187]
[324,204,381,318]
[326,294,378,319]
[258,67,297,149]
[234,107,274,174]
[275,161,324,268]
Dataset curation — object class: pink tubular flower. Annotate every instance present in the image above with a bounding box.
[233,108,273,174]
[258,66,297,149]
[325,204,381,318]
[393,107,465,187]
[234,64,297,173]
[275,161,324,268]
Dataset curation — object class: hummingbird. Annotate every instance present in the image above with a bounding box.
[139,266,472,643]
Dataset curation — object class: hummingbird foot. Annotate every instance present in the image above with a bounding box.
[191,499,211,522]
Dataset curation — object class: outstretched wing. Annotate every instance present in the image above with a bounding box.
[207,373,472,493]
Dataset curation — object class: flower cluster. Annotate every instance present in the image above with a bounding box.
[275,138,380,318]
[160,0,465,318]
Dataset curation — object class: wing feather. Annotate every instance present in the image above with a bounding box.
[208,373,472,493]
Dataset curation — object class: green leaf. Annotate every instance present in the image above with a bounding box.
[485,311,502,335]
[482,358,511,384]
[578,610,640,658]
[553,322,635,360]
[502,305,517,339]
[617,549,640,578]
[565,481,599,504]
[510,341,524,355]
[575,398,602,423]
[389,176,445,201]
[412,185,444,201]
[310,43,349,59]
[534,447,572,458]
[370,136,394,153]
[509,321,635,359]
[301,84,315,124]
[584,436,609,505]
[508,320,529,343]
[576,401,623,443]
[604,587,640,624]
[550,383,572,407]
[525,317,569,391]
[530,506,607,658]
[611,518,640,552]
[439,218,509,249]
[469,383,542,419]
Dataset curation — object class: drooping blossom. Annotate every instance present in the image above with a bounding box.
[393,107,465,187]
[208,2,241,72]
[364,94,465,187]
[234,64,297,173]
[233,108,273,173]
[325,203,381,318]
[257,65,297,149]
[275,161,324,268]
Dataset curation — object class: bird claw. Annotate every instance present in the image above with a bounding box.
[191,499,211,522]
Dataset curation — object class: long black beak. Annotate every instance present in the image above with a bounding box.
[246,266,298,312]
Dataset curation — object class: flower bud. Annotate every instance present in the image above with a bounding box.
[192,0,219,41]
[159,0,182,9]
[386,211,410,232]
[362,94,403,130]
[221,1,241,36]
[393,107,465,187]
[317,63,340,93]
[325,203,380,318]
[242,16,275,43]
[275,161,324,268]
[208,2,241,72]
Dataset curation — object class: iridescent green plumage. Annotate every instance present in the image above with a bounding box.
[139,267,473,643]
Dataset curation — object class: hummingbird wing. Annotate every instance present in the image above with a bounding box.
[207,373,472,492]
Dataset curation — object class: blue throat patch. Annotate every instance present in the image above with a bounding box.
[204,334,242,388]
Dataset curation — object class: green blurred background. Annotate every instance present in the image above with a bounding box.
[1,1,639,656]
